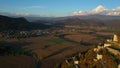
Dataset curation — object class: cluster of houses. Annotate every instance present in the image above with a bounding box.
[19,30,50,37]
[1,30,50,38]
[93,34,120,68]
[65,55,80,68]
[64,34,120,68]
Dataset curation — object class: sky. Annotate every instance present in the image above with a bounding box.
[0,0,120,17]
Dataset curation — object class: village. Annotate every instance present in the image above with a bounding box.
[1,24,120,68]
[0,29,51,39]
[61,34,120,68]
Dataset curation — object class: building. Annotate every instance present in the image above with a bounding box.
[118,64,120,68]
[94,48,98,52]
[104,43,111,47]
[107,39,112,42]
[113,34,118,42]
[74,61,79,65]
[97,54,103,60]
[94,43,104,52]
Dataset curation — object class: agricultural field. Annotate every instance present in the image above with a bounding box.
[2,33,91,68]
[59,27,114,45]
[0,27,115,68]
[0,55,35,68]
[64,33,98,44]
[23,36,90,68]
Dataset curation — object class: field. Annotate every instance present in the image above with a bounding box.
[65,33,98,44]
[0,55,35,68]
[3,34,90,68]
[23,36,91,68]
[0,27,115,68]
[59,28,114,45]
[47,38,67,44]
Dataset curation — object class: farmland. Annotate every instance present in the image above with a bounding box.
[0,55,35,68]
[20,35,91,68]
[0,21,116,68]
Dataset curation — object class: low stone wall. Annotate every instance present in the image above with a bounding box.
[107,47,120,56]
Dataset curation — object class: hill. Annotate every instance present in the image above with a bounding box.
[55,18,120,28]
[1,15,120,31]
[29,15,120,29]
[0,15,50,32]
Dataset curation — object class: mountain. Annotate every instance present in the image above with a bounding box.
[24,15,120,22]
[0,14,120,30]
[26,15,120,28]
[0,11,120,22]
[58,18,105,26]
[0,15,50,31]
[55,17,120,28]
[72,15,120,20]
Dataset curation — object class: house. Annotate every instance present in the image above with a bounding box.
[94,48,98,52]
[94,43,104,52]
[118,64,120,68]
[97,54,103,60]
[113,34,119,42]
[74,61,79,65]
[104,43,111,47]
[107,39,112,42]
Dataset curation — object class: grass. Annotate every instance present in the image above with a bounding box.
[47,38,67,45]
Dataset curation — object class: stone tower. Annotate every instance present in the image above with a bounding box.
[113,34,118,42]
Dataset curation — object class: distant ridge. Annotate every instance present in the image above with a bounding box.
[25,15,120,29]
[55,17,120,28]
[24,15,120,22]
[0,14,120,30]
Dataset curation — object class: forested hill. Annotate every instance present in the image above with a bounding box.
[0,15,50,31]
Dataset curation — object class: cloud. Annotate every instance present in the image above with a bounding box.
[92,5,107,13]
[73,5,120,16]
[115,7,120,11]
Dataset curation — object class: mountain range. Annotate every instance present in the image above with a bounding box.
[0,14,120,32]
